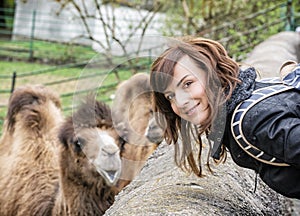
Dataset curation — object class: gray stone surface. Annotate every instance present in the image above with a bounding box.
[244,31,300,78]
[105,31,300,216]
[105,142,290,215]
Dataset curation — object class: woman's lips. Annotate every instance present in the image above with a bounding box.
[186,103,200,116]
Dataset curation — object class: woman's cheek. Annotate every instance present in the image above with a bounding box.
[171,103,180,117]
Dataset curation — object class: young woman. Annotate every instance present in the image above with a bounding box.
[150,36,300,199]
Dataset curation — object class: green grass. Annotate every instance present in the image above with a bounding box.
[0,38,151,137]
[0,39,99,63]
[0,56,150,135]
[0,61,50,75]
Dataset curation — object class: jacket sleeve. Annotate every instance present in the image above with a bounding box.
[243,89,300,168]
[282,63,300,90]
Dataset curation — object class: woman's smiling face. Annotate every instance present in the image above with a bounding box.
[164,55,209,125]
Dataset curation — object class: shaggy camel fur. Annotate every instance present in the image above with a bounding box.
[52,96,122,215]
[0,86,122,216]
[111,73,164,191]
[0,85,63,216]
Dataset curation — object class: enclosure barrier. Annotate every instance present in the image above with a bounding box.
[0,1,299,135]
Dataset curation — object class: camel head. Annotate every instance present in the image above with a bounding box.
[144,110,164,145]
[58,97,123,187]
[74,126,122,186]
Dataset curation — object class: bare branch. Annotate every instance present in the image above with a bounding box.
[55,0,163,69]
[135,2,163,56]
[94,0,112,53]
[81,0,89,17]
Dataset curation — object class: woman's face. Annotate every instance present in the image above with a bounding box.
[163,55,209,125]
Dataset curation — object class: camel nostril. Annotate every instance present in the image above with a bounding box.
[103,148,119,156]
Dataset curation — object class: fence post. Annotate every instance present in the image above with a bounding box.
[148,49,152,68]
[10,71,16,93]
[29,10,36,60]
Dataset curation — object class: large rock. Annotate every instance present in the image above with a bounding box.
[106,142,290,215]
[243,31,300,215]
[244,31,300,78]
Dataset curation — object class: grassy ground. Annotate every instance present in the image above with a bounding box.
[0,40,151,134]
[0,39,99,64]
[0,60,135,115]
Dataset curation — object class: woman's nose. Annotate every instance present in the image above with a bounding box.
[175,91,189,108]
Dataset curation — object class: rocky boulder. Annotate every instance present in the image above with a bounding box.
[106,142,291,215]
[244,31,300,78]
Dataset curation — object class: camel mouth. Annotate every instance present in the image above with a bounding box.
[99,169,120,185]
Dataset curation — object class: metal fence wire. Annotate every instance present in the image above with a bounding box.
[0,1,299,134]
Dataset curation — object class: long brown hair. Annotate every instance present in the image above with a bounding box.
[150,37,240,177]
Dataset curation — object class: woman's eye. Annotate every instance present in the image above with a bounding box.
[183,81,192,88]
[165,94,174,101]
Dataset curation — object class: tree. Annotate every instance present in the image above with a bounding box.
[54,0,163,74]
[0,1,6,30]
[163,0,290,60]
[0,0,15,30]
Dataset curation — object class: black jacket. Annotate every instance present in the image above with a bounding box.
[224,81,300,199]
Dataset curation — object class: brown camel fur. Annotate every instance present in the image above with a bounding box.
[0,85,63,216]
[244,31,300,78]
[0,86,123,216]
[111,73,164,191]
[52,96,122,215]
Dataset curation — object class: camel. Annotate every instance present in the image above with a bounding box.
[52,95,122,215]
[0,86,123,216]
[244,31,300,78]
[111,72,164,191]
[0,85,63,216]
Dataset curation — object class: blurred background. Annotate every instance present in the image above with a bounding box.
[0,0,299,134]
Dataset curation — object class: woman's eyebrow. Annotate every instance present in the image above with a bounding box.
[163,90,171,95]
[176,75,189,87]
[163,74,190,94]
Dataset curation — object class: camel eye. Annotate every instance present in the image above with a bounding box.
[77,137,85,146]
[118,137,126,151]
[73,137,85,152]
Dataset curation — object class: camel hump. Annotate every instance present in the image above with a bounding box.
[6,84,62,135]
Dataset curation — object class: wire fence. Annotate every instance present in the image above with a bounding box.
[0,2,164,61]
[200,1,299,60]
[0,56,152,106]
[1,1,298,61]
[0,1,299,134]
